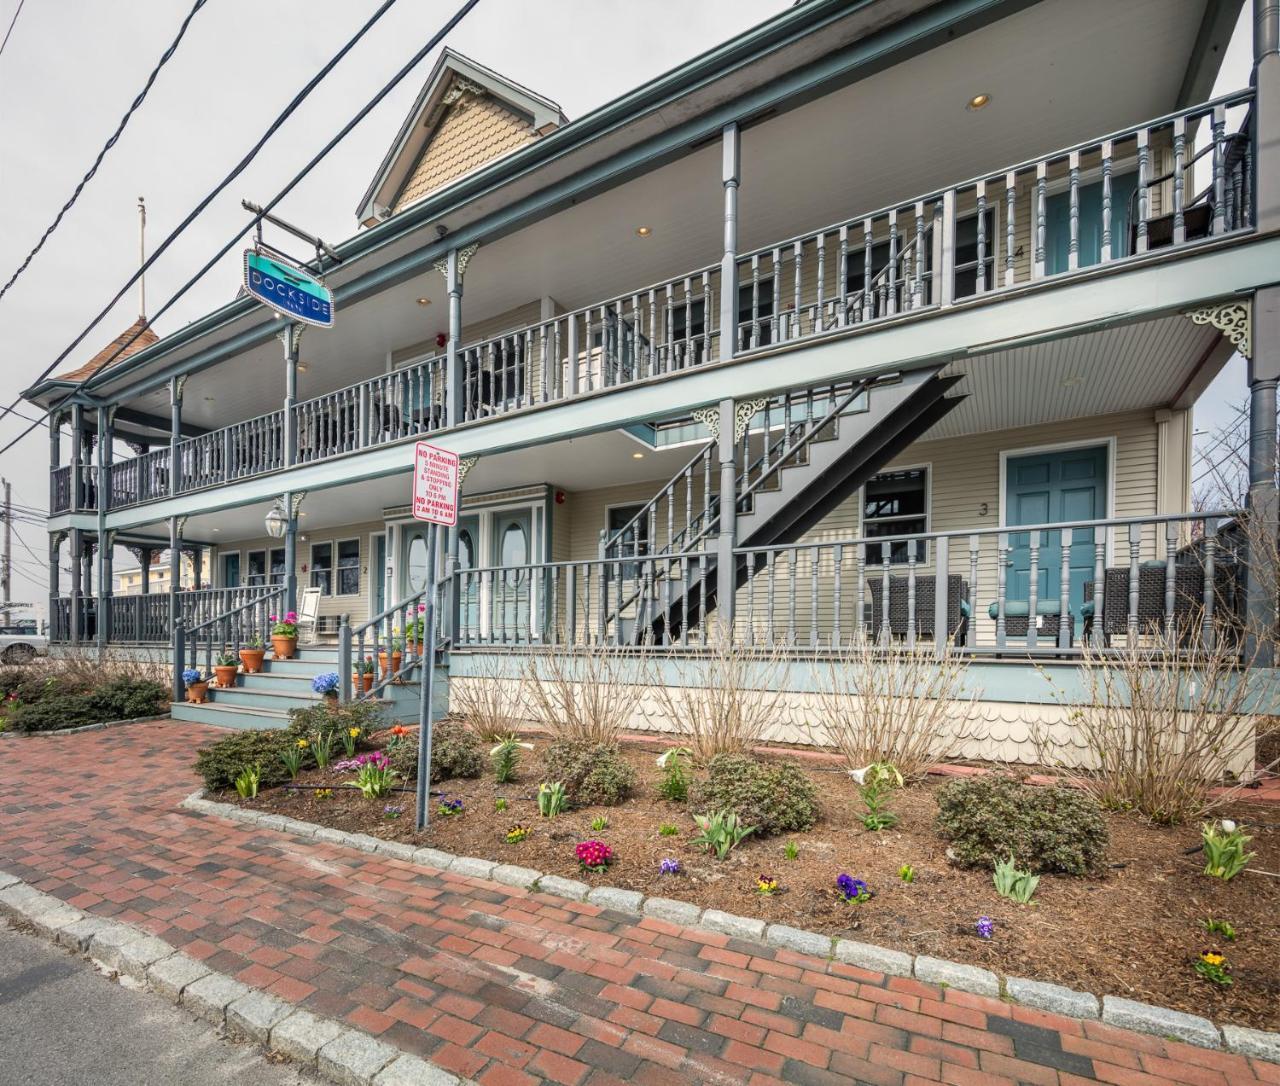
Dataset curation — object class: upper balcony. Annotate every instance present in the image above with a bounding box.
[43,0,1255,520]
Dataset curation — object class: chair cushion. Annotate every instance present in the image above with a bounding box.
[987,599,1062,620]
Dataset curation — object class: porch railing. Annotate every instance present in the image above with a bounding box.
[453,511,1245,657]
[48,585,281,644]
[109,593,170,643]
[109,448,170,509]
[50,465,71,513]
[87,90,1255,513]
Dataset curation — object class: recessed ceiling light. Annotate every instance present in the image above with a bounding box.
[212,528,220,533]
[635,226,652,238]
[416,297,431,306]
[966,93,991,111]
[632,452,645,459]
[1061,374,1083,387]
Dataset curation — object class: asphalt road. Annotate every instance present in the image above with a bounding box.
[0,920,318,1086]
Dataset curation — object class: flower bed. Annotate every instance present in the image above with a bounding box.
[227,732,1280,1031]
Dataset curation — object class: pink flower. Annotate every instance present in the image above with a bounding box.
[417,604,426,614]
[269,614,277,622]
[575,840,614,871]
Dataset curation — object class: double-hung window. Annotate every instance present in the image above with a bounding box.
[863,468,929,565]
[311,543,333,595]
[246,550,266,587]
[336,539,360,596]
[268,547,286,586]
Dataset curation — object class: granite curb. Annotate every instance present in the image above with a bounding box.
[181,789,1280,1061]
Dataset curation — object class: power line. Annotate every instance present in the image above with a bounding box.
[0,0,210,303]
[0,0,404,435]
[0,0,25,61]
[1,0,481,458]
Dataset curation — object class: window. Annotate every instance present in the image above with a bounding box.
[311,542,333,595]
[337,539,360,596]
[846,230,933,309]
[863,468,929,565]
[246,550,266,587]
[954,208,996,299]
[605,503,650,579]
[269,547,286,586]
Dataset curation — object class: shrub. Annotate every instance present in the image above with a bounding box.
[87,678,167,720]
[525,643,643,746]
[541,740,637,807]
[691,754,818,837]
[387,719,483,783]
[934,774,1108,876]
[287,699,384,742]
[194,729,296,792]
[5,695,97,733]
[4,677,167,733]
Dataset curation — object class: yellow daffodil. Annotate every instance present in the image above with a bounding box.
[1201,951,1225,966]
[348,727,360,738]
[297,738,309,748]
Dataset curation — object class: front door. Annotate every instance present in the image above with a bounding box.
[491,510,532,641]
[401,525,432,601]
[372,534,386,616]
[1005,445,1107,632]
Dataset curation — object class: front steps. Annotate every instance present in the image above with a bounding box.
[168,644,449,730]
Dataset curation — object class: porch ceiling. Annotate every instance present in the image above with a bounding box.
[106,0,1222,437]
[926,312,1227,440]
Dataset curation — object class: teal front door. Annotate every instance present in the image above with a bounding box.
[456,515,480,640]
[1005,445,1107,631]
[491,510,532,641]
[1046,172,1139,274]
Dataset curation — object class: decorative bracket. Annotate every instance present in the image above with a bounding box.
[734,398,767,443]
[434,242,480,281]
[51,531,67,552]
[173,374,188,402]
[1188,299,1251,359]
[458,456,478,485]
[175,515,189,536]
[278,323,304,356]
[691,405,721,441]
[442,77,484,106]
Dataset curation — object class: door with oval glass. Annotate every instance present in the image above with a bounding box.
[455,515,481,641]
[491,510,533,641]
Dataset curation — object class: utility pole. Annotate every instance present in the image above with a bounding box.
[1,478,11,626]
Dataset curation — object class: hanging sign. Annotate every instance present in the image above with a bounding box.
[412,441,460,526]
[243,249,334,327]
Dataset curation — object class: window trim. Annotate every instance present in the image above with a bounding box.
[858,463,932,566]
[310,541,335,596]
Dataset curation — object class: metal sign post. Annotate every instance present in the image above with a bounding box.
[411,442,460,831]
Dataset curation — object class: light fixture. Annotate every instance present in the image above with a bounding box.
[1061,374,1083,388]
[264,504,287,539]
[635,226,652,238]
[296,362,308,374]
[632,452,645,459]
[966,93,991,111]
[211,528,220,533]
[416,297,431,306]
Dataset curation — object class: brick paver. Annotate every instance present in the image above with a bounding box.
[0,721,1273,1085]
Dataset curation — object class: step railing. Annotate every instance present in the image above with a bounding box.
[93,92,1254,512]
[173,585,285,701]
[338,578,447,702]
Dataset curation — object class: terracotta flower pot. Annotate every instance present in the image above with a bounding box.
[272,635,297,660]
[353,672,374,694]
[239,647,266,673]
[212,664,238,688]
[406,639,420,657]
[323,692,338,707]
[378,652,390,680]
[186,681,209,704]
[390,651,402,681]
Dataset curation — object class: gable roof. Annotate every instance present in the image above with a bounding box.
[357,48,566,226]
[53,315,159,383]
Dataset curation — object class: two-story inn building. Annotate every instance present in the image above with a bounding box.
[27,0,1280,760]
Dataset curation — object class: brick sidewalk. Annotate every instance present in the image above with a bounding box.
[1,722,1274,1086]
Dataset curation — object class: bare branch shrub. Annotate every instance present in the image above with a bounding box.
[34,647,169,688]
[808,635,979,780]
[652,623,789,763]
[524,641,644,746]
[450,653,525,741]
[1036,625,1278,824]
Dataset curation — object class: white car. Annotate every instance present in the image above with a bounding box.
[0,627,48,664]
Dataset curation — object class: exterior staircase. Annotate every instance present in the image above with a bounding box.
[604,366,965,643]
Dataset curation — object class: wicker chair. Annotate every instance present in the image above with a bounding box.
[863,575,969,641]
[1082,559,1242,643]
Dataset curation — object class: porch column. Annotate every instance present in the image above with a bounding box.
[191,545,204,591]
[69,404,83,511]
[445,249,464,427]
[717,397,738,634]
[48,410,61,511]
[48,533,61,640]
[282,324,301,467]
[718,122,740,361]
[140,548,151,595]
[169,516,182,640]
[69,528,82,646]
[1246,286,1280,664]
[1256,0,1280,229]
[96,406,112,651]
[284,492,298,615]
[168,376,183,497]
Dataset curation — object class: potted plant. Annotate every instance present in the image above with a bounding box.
[353,656,375,694]
[239,634,266,674]
[270,611,299,659]
[212,651,239,689]
[378,637,405,682]
[312,671,340,706]
[405,605,426,655]
[182,667,209,704]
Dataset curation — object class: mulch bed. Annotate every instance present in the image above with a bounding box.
[235,734,1280,1031]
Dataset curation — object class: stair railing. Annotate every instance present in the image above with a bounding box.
[338,579,446,702]
[172,585,284,702]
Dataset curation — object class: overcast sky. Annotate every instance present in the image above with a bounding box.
[0,0,1256,618]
